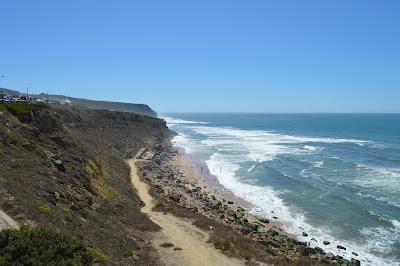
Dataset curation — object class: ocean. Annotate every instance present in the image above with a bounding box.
[162,113,400,266]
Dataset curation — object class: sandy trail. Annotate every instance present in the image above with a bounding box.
[0,210,19,231]
[128,152,244,266]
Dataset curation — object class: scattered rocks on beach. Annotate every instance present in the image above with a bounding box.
[136,144,362,266]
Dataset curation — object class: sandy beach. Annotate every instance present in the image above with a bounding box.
[131,142,360,265]
[129,149,245,266]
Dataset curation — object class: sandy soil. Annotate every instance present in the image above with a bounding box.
[128,151,244,266]
[0,210,19,231]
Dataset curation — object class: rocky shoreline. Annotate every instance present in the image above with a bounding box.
[136,142,362,266]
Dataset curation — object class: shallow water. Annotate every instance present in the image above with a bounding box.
[163,113,400,266]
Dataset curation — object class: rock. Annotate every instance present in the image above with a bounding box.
[302,232,308,237]
[227,201,234,204]
[240,225,252,234]
[351,258,361,266]
[297,246,314,256]
[337,245,346,250]
[323,240,330,245]
[154,184,164,193]
[52,159,65,172]
[311,237,317,242]
[51,135,67,148]
[273,216,278,219]
[351,252,358,256]
[227,215,236,222]
[46,194,58,206]
[326,253,335,260]
[259,218,269,224]
[51,191,61,200]
[208,226,215,230]
[309,254,318,259]
[169,193,181,202]
[266,240,281,248]
[249,223,259,232]
[314,247,323,254]
[267,229,279,237]
[70,203,79,212]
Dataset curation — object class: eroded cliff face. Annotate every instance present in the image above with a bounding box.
[0,105,171,265]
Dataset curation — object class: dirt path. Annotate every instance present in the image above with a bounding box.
[0,210,19,231]
[128,152,244,266]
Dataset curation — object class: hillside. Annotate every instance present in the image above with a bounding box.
[0,88,20,96]
[0,87,157,117]
[46,94,158,117]
[0,104,171,265]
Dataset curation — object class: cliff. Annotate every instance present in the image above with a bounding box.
[0,104,170,265]
[47,95,158,117]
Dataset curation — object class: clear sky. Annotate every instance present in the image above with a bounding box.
[1,0,399,113]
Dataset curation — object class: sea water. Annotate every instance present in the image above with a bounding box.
[162,113,400,266]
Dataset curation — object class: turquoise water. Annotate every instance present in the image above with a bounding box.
[163,113,400,266]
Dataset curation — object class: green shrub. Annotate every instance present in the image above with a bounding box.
[2,129,17,146]
[118,242,135,257]
[36,201,52,214]
[0,103,48,115]
[0,227,106,265]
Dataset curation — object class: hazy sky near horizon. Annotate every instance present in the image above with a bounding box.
[1,0,399,113]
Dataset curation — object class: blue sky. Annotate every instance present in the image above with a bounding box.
[1,0,399,113]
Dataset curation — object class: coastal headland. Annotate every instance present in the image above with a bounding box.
[0,100,360,265]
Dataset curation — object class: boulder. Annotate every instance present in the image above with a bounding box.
[351,258,361,266]
[323,240,330,245]
[326,253,335,260]
[169,193,181,202]
[337,245,346,250]
[52,159,65,172]
[267,229,279,237]
[302,232,308,237]
[70,203,79,212]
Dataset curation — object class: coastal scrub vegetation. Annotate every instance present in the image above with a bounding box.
[0,227,107,265]
[0,106,170,264]
[0,103,48,115]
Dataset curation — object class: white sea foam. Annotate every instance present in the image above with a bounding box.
[247,164,256,172]
[169,121,396,265]
[354,164,400,195]
[171,133,203,154]
[313,161,325,168]
[206,152,396,266]
[191,126,368,162]
[360,224,400,256]
[303,145,323,152]
[161,116,209,125]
